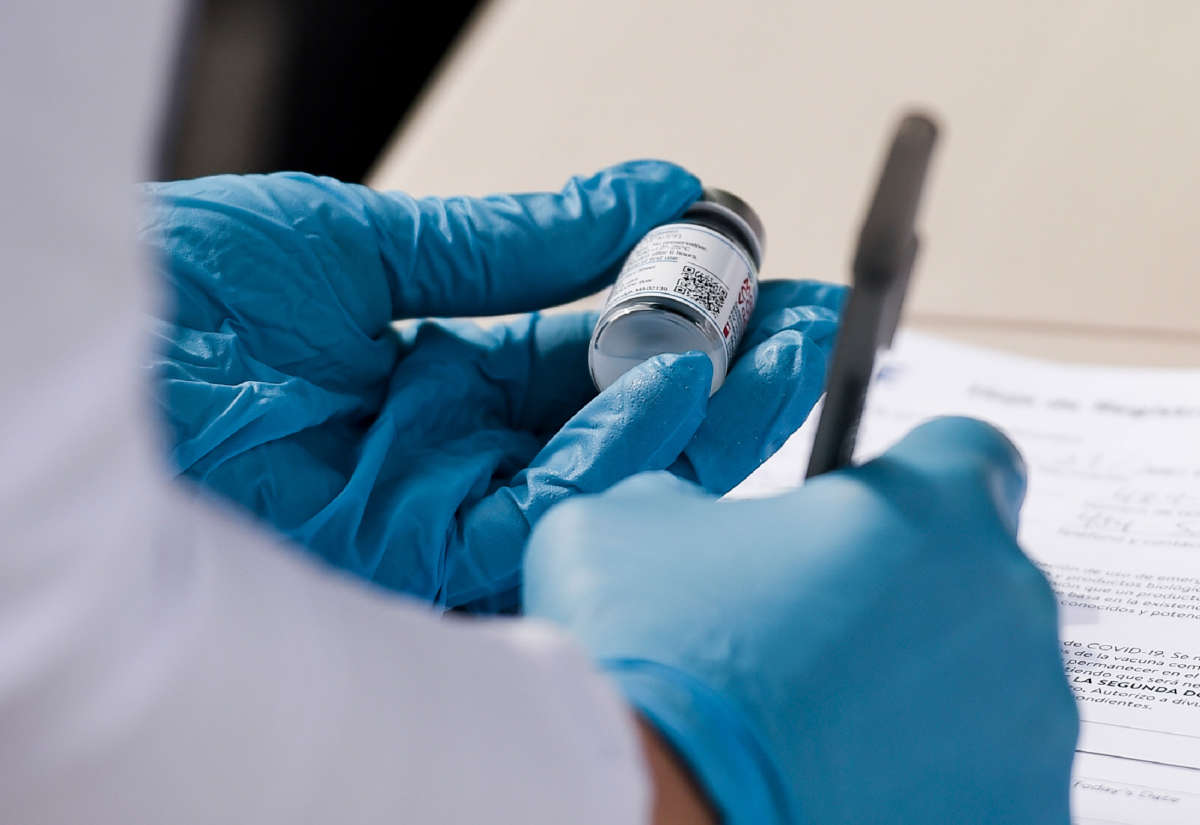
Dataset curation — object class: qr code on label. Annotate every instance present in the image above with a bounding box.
[674,265,728,315]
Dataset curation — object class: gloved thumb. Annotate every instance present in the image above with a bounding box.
[443,351,713,606]
[368,160,702,319]
[861,416,1027,536]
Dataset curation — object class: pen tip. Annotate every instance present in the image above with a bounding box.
[898,110,940,143]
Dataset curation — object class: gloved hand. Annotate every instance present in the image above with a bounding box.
[525,417,1079,824]
[140,162,843,609]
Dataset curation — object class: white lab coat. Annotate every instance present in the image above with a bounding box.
[0,3,647,822]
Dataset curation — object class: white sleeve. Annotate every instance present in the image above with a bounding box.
[0,3,648,823]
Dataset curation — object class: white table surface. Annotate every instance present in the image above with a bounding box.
[370,0,1200,366]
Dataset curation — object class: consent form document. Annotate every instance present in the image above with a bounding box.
[732,331,1200,824]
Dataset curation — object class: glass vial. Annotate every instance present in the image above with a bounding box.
[589,187,766,395]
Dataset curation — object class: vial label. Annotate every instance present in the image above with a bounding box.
[603,222,757,362]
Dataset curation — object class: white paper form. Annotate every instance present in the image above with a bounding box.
[732,332,1200,823]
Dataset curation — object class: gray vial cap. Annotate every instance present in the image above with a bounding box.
[682,187,766,268]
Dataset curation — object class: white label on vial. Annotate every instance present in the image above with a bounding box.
[604,222,757,362]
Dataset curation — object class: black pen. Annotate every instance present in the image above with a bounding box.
[805,112,939,478]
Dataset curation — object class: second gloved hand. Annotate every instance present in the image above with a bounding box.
[141,162,842,609]
[525,417,1079,824]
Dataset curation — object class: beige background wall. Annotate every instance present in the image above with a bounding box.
[370,0,1200,365]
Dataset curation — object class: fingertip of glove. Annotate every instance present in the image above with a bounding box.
[730,330,824,410]
[741,283,846,352]
[756,279,850,312]
[536,351,711,490]
[606,469,709,500]
[683,333,823,495]
[525,470,701,581]
[825,281,851,312]
[615,350,712,402]
[890,416,1028,528]
[588,351,711,469]
[580,160,703,215]
[902,416,1026,477]
[664,350,715,411]
[603,159,702,190]
[659,347,714,379]
[526,493,589,560]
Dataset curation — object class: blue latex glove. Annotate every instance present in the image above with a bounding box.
[525,417,1079,824]
[140,162,843,609]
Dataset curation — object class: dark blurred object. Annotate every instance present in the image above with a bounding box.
[160,0,482,182]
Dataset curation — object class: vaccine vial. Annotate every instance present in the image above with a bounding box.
[589,187,765,396]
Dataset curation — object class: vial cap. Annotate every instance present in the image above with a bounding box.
[683,187,766,269]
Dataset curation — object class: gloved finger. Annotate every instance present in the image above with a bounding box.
[858,416,1028,536]
[459,469,711,615]
[382,310,597,448]
[443,351,713,606]
[369,160,701,318]
[599,469,713,501]
[741,279,848,350]
[470,310,601,435]
[393,310,605,439]
[674,287,842,495]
